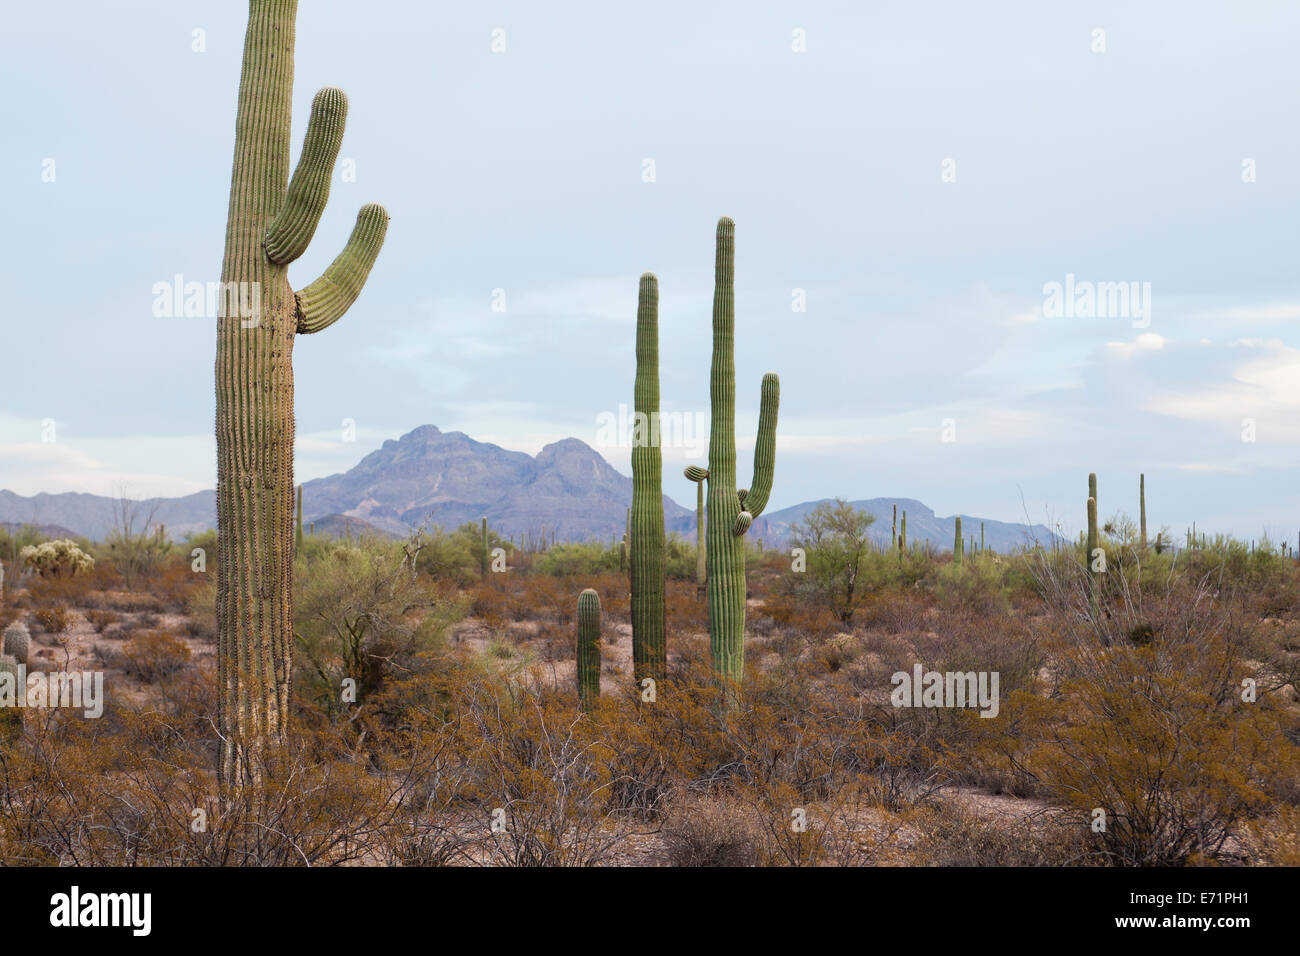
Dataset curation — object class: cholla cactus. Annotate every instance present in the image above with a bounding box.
[19,539,94,578]
[2,622,29,666]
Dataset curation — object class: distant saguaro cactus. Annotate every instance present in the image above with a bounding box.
[630,273,666,684]
[480,517,488,581]
[1087,493,1100,616]
[954,516,963,565]
[684,218,780,687]
[1139,473,1147,551]
[215,0,389,788]
[576,588,601,709]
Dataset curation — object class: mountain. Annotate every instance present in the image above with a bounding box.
[299,425,694,541]
[757,498,1057,553]
[0,427,1055,552]
[0,490,215,542]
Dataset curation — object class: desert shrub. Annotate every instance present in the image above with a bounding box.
[786,498,877,624]
[531,540,619,577]
[294,536,462,719]
[33,605,68,635]
[85,609,119,633]
[102,522,170,590]
[935,556,1009,615]
[661,796,762,866]
[914,799,1093,866]
[122,631,192,683]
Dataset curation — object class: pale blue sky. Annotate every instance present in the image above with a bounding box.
[2,1,1299,543]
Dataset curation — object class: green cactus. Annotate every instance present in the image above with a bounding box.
[900,511,907,551]
[630,274,667,685]
[295,484,304,552]
[954,516,963,565]
[2,622,29,667]
[0,654,20,742]
[480,516,489,581]
[980,522,984,555]
[215,0,389,788]
[684,218,779,687]
[694,478,706,595]
[1087,494,1100,615]
[1139,473,1147,551]
[1089,472,1098,519]
[576,588,602,710]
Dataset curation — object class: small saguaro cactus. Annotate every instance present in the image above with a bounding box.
[954,516,963,565]
[891,504,897,550]
[215,0,389,789]
[1087,493,1100,615]
[900,511,907,551]
[1088,472,1098,519]
[1139,473,1147,551]
[480,517,489,581]
[684,218,780,687]
[576,588,602,710]
[0,655,20,741]
[630,273,667,685]
[2,622,29,667]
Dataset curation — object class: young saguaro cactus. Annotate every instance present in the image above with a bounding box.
[684,218,780,686]
[215,0,389,788]
[576,588,602,710]
[631,273,667,685]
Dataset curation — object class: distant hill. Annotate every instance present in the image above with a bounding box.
[299,425,694,542]
[0,428,1056,553]
[757,497,1057,552]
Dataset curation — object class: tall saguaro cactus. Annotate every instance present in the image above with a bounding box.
[216,0,389,788]
[631,274,666,684]
[576,588,602,710]
[1139,473,1147,551]
[685,218,779,686]
[954,516,963,565]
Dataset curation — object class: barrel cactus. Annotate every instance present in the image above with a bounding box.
[631,273,667,684]
[2,622,29,667]
[215,0,389,787]
[576,588,602,709]
[684,218,779,687]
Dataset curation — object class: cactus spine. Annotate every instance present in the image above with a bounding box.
[1139,473,1147,551]
[954,516,963,565]
[576,588,601,710]
[295,484,304,552]
[685,218,779,687]
[215,0,389,788]
[630,274,667,684]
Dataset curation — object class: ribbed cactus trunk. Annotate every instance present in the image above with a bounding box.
[630,274,666,684]
[1088,472,1098,519]
[954,516,963,565]
[1086,495,1099,616]
[576,588,601,710]
[216,0,388,789]
[695,480,706,596]
[687,218,779,687]
[900,511,906,550]
[1139,473,1147,551]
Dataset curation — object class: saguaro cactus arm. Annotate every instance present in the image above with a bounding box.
[296,203,390,334]
[733,372,779,535]
[265,87,348,264]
